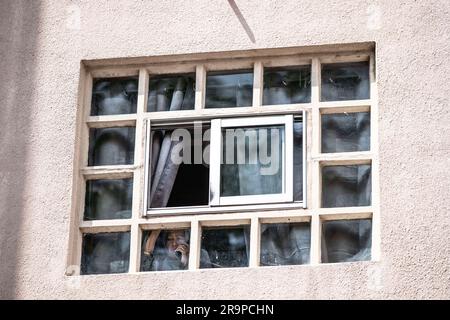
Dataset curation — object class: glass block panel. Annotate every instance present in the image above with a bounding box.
[321,62,370,101]
[322,219,372,263]
[147,74,195,112]
[88,127,135,166]
[221,125,284,196]
[322,165,371,208]
[91,77,138,115]
[321,112,370,153]
[140,229,191,271]
[81,232,130,275]
[84,178,133,220]
[293,120,303,201]
[205,70,253,108]
[260,222,310,266]
[200,226,250,268]
[263,66,311,105]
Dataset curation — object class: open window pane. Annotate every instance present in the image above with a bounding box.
[260,222,310,266]
[81,232,130,275]
[221,125,284,196]
[88,127,135,166]
[147,74,195,112]
[322,112,370,153]
[141,229,193,271]
[148,124,209,209]
[205,70,253,108]
[84,178,133,220]
[91,77,138,116]
[321,62,370,101]
[200,226,250,268]
[263,66,311,105]
[322,164,371,208]
[322,219,372,263]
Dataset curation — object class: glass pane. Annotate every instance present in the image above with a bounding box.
[148,125,210,208]
[81,232,130,275]
[260,222,310,266]
[322,165,371,208]
[321,62,370,101]
[147,74,195,112]
[221,125,284,196]
[263,66,311,105]
[200,226,250,268]
[84,178,133,220]
[322,112,370,153]
[205,70,253,108]
[322,219,372,263]
[91,77,138,115]
[88,127,135,166]
[293,120,303,201]
[141,229,191,271]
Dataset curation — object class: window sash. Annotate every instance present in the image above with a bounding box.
[210,114,295,207]
[143,113,306,214]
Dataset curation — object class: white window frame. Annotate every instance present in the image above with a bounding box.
[68,43,380,276]
[143,113,306,212]
[210,115,294,206]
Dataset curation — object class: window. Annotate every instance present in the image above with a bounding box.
[69,45,379,275]
[210,115,295,206]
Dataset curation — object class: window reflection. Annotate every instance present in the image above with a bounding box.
[81,232,130,275]
[260,222,310,266]
[88,127,135,166]
[322,219,372,263]
[321,62,370,101]
[91,77,138,116]
[84,178,133,220]
[263,66,311,105]
[201,226,250,268]
[147,74,195,112]
[322,112,370,153]
[205,70,253,108]
[322,165,371,208]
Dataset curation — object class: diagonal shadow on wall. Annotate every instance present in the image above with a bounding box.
[227,0,256,43]
[0,0,40,299]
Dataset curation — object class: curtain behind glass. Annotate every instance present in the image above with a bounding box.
[149,77,194,208]
[221,126,284,197]
[260,223,310,266]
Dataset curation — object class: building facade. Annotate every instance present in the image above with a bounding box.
[0,0,449,299]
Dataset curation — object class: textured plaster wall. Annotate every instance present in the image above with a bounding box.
[0,0,449,299]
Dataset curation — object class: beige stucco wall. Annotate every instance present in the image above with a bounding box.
[0,0,449,299]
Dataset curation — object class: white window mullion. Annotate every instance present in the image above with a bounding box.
[188,219,201,270]
[143,118,151,216]
[129,68,149,273]
[209,119,222,206]
[284,114,294,202]
[249,217,261,267]
[252,61,264,107]
[195,64,206,110]
[302,110,308,208]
